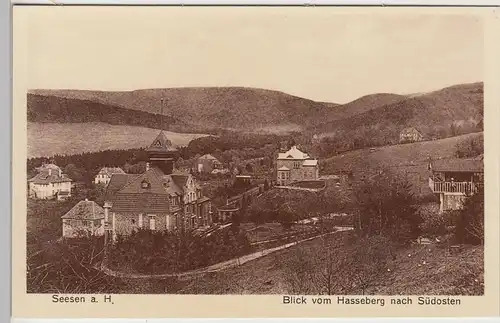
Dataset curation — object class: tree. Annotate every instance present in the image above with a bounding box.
[353,169,422,243]
[455,185,484,245]
[455,135,484,158]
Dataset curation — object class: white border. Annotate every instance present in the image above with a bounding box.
[9,0,500,6]
[7,1,500,322]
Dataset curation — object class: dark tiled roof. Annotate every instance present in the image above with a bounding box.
[105,173,140,201]
[28,170,72,184]
[61,200,105,220]
[111,192,170,213]
[146,131,177,153]
[432,158,484,173]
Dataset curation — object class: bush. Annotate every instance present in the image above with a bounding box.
[418,203,455,237]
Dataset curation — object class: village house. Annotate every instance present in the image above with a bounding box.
[61,199,105,238]
[399,127,424,144]
[103,131,213,242]
[217,176,265,223]
[195,154,225,174]
[428,157,484,213]
[276,146,319,186]
[94,167,126,186]
[28,163,72,200]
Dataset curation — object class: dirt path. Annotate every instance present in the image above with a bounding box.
[99,226,353,279]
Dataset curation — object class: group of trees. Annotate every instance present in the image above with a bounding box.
[281,234,396,295]
[108,228,252,274]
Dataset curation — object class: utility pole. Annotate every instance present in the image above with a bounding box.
[160,98,164,130]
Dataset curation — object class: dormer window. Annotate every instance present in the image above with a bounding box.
[141,180,151,189]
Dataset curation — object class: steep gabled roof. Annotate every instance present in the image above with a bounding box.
[277,146,311,160]
[28,170,72,184]
[432,158,484,173]
[111,192,171,213]
[61,200,105,220]
[146,131,177,153]
[105,173,140,201]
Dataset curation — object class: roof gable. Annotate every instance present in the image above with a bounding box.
[61,200,105,220]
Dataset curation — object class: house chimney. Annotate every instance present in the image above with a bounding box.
[146,162,150,171]
[85,198,88,202]
[58,169,62,177]
[48,169,52,176]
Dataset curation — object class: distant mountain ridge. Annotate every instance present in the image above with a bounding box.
[28,82,483,136]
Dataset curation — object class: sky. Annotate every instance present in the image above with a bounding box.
[17,7,483,104]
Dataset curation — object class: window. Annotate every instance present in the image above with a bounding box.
[294,161,301,169]
[141,180,151,189]
[131,219,136,225]
[148,215,156,230]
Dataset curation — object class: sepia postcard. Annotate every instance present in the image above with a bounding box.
[11,5,500,319]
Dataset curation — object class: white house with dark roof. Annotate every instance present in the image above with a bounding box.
[399,127,424,144]
[61,199,105,238]
[276,146,319,186]
[28,163,72,200]
[94,167,126,186]
[103,131,212,242]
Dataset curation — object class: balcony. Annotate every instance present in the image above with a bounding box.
[429,177,477,194]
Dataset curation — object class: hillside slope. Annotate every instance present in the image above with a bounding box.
[321,132,484,196]
[313,82,483,139]
[29,87,334,131]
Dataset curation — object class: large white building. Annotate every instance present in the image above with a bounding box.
[276,146,319,186]
[28,163,72,200]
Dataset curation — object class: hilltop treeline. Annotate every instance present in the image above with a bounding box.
[27,131,293,182]
[27,94,219,135]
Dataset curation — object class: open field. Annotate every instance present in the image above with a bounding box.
[321,132,483,196]
[28,122,208,158]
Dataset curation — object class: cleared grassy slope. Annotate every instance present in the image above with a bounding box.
[27,122,207,158]
[321,132,483,196]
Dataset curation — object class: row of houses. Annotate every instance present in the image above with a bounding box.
[61,131,214,240]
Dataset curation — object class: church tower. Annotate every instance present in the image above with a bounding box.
[147,131,176,175]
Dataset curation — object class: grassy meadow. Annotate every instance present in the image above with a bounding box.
[27,122,208,158]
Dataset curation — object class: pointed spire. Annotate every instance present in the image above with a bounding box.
[147,131,177,153]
